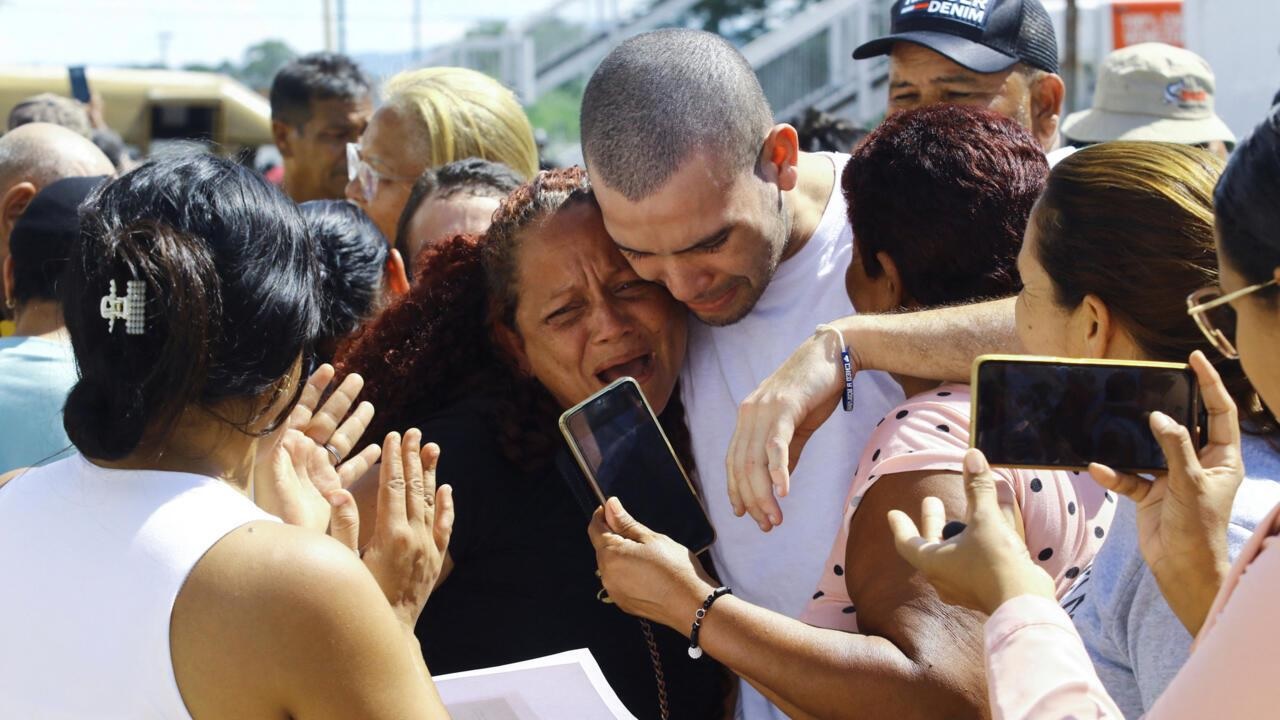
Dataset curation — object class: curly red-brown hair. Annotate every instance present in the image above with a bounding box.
[335,167,601,467]
[335,233,501,444]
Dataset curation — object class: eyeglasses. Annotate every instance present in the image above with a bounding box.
[346,143,417,203]
[1186,279,1278,359]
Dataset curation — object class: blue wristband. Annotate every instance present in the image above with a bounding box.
[816,324,856,413]
[839,346,855,412]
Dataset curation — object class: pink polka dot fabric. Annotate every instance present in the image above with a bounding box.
[801,382,1115,632]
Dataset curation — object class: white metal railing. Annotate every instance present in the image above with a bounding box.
[423,0,892,126]
[422,0,703,103]
[742,0,890,125]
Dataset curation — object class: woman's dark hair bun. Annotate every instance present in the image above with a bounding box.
[63,379,147,461]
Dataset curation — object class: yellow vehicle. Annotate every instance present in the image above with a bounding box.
[0,65,272,154]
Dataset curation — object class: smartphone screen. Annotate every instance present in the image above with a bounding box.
[972,357,1199,472]
[560,378,715,553]
[68,66,91,104]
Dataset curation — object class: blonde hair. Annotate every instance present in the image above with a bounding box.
[383,67,539,180]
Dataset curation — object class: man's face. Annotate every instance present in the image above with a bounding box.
[592,154,787,327]
[345,105,428,243]
[887,43,1033,129]
[279,95,372,203]
[404,192,502,265]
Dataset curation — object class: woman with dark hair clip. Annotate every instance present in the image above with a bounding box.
[887,106,1280,718]
[0,154,452,719]
[337,167,729,719]
[300,199,389,364]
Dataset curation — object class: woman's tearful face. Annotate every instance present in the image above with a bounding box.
[501,201,688,414]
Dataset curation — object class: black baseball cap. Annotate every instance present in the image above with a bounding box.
[10,175,106,302]
[853,0,1059,75]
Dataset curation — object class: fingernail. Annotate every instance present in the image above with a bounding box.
[606,497,622,513]
[767,514,779,525]
[964,450,988,474]
[328,492,348,507]
[1150,411,1173,430]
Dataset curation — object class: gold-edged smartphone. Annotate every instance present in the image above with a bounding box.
[559,377,715,554]
[970,354,1203,473]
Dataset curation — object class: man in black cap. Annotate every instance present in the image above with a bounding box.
[0,123,114,331]
[854,0,1066,152]
[0,176,106,472]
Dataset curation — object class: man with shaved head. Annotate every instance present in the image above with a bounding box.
[581,29,903,719]
[0,122,115,327]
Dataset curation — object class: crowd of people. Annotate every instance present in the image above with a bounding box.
[1,0,1278,717]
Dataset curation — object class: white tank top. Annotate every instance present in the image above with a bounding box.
[0,454,277,718]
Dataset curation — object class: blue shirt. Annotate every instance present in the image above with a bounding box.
[0,336,77,472]
[1061,433,1280,717]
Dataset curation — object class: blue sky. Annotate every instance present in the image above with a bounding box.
[0,0,539,68]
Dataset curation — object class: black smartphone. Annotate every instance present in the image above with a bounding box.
[68,66,91,104]
[970,355,1202,473]
[559,377,716,554]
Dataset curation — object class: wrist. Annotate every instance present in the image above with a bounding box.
[1153,560,1228,635]
[986,567,1056,615]
[815,323,857,411]
[665,577,717,634]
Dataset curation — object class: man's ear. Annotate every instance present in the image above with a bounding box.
[385,249,411,298]
[1030,73,1066,152]
[1,182,37,247]
[760,124,801,192]
[492,322,532,376]
[271,119,295,159]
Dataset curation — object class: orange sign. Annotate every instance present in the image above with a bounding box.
[1113,2,1184,48]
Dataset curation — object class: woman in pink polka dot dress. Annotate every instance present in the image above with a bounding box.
[803,386,1113,632]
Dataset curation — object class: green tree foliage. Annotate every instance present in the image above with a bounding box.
[236,40,298,91]
[176,39,297,92]
[526,78,585,145]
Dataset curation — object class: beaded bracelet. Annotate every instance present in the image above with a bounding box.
[688,586,732,659]
[815,324,856,412]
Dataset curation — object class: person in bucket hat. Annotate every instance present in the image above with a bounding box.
[1063,43,1235,158]
[853,0,1067,152]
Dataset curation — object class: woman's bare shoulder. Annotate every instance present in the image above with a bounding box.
[171,520,409,718]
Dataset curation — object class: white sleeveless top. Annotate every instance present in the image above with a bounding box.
[0,454,277,718]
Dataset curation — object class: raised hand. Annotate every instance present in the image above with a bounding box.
[888,449,1056,616]
[726,328,847,532]
[256,429,342,532]
[357,430,455,630]
[1088,350,1243,634]
[289,364,382,487]
[588,497,715,629]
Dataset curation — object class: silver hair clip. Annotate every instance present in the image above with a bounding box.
[99,279,146,335]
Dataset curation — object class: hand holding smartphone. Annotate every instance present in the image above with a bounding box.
[560,377,716,553]
[970,355,1203,473]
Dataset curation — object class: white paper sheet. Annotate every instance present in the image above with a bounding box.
[434,648,637,720]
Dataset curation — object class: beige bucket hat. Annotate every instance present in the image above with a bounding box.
[1063,42,1235,145]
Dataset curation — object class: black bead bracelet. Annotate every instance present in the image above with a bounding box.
[688,586,732,659]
